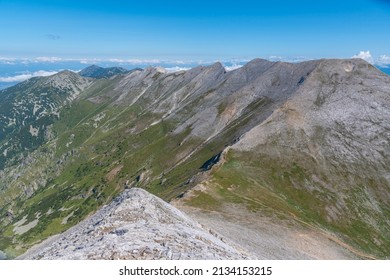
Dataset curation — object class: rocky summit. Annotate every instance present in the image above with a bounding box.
[0,59,389,259]
[19,188,249,260]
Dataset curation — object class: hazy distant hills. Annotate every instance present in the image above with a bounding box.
[0,60,389,259]
[78,65,140,79]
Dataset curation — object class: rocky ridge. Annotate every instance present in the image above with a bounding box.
[19,188,249,260]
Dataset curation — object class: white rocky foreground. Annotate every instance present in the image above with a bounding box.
[19,188,249,260]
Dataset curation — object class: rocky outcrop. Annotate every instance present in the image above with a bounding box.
[19,188,249,260]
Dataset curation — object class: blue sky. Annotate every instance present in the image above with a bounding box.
[0,0,389,63]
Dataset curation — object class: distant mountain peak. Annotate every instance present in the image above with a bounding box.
[79,65,132,79]
[84,64,101,70]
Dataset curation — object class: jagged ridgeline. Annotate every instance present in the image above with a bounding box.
[0,59,389,259]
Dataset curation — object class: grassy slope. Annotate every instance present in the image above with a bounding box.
[184,148,389,258]
[0,83,236,256]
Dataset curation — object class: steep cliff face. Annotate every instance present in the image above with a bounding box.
[0,60,389,259]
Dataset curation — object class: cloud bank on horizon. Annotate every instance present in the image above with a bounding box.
[0,70,61,83]
[0,51,389,86]
[352,51,374,64]
[1,51,389,66]
[351,51,390,68]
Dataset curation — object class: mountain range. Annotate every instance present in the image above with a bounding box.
[0,58,389,259]
[78,65,140,79]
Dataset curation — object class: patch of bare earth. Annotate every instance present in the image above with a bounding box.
[173,186,359,260]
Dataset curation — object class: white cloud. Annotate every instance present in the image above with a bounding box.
[268,56,283,61]
[34,56,64,63]
[0,70,58,83]
[0,57,17,65]
[79,58,103,64]
[376,55,390,67]
[107,58,127,63]
[221,58,250,63]
[224,64,244,71]
[165,66,191,73]
[0,61,16,65]
[352,51,374,64]
[75,57,168,65]
[172,60,186,65]
[108,58,163,64]
[0,56,204,66]
[285,56,312,63]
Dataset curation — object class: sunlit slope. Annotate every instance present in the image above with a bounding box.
[181,59,390,258]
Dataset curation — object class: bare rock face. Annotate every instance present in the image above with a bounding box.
[220,59,390,257]
[19,188,249,260]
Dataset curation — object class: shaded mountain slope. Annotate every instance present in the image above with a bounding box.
[0,71,92,168]
[79,65,135,79]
